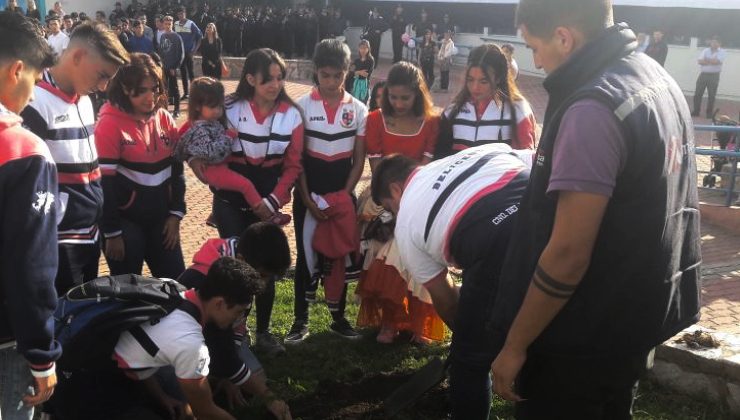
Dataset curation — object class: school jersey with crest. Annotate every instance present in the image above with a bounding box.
[221,100,303,209]
[297,89,368,194]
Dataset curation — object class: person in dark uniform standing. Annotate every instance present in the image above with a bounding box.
[280,9,294,58]
[329,8,347,39]
[304,8,319,62]
[293,8,306,58]
[390,4,406,63]
[365,7,388,68]
[489,1,701,419]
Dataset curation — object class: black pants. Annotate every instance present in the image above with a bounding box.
[368,34,381,68]
[165,69,180,113]
[392,31,403,63]
[104,217,185,279]
[55,241,101,295]
[441,70,450,90]
[291,196,348,324]
[212,197,276,334]
[47,366,166,420]
[515,350,652,420]
[179,52,195,96]
[202,59,221,80]
[693,72,720,117]
[447,172,529,420]
[421,59,435,88]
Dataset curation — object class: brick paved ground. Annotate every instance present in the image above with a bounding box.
[100,59,740,335]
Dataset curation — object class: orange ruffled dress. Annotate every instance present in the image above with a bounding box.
[355,111,445,342]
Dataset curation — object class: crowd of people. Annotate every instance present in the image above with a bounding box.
[0,0,705,419]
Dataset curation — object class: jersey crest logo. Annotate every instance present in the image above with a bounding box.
[54,114,70,123]
[32,191,55,215]
[160,132,172,147]
[340,108,355,128]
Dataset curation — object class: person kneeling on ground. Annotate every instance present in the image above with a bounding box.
[372,144,531,419]
[178,222,292,417]
[49,257,291,420]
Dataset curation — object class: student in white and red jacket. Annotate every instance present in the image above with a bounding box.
[434,44,536,160]
[287,39,367,345]
[95,53,186,278]
[21,23,129,295]
[0,11,60,418]
[190,48,303,355]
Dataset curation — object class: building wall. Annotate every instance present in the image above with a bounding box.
[351,27,740,101]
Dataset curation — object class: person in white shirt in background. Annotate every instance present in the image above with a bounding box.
[437,29,455,92]
[46,16,69,57]
[501,43,519,80]
[693,36,726,118]
[635,32,649,53]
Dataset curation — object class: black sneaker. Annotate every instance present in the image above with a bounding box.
[255,332,285,356]
[284,322,309,345]
[330,318,361,340]
[181,93,189,100]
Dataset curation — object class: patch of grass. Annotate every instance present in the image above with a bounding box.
[233,278,725,419]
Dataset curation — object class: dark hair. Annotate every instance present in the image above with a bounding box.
[237,222,291,276]
[369,80,386,112]
[0,11,55,70]
[371,154,419,205]
[200,257,264,306]
[188,76,225,122]
[107,52,166,114]
[358,39,374,62]
[448,44,524,143]
[516,0,613,40]
[313,38,351,72]
[381,61,434,119]
[501,43,514,54]
[69,23,129,66]
[227,48,299,112]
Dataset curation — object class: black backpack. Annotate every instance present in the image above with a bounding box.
[54,274,193,372]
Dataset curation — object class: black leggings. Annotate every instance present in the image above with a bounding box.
[212,197,276,334]
[165,70,180,113]
[292,196,348,323]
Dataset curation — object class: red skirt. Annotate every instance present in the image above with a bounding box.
[356,257,446,342]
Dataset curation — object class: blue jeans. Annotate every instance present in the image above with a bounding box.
[0,345,33,420]
[105,217,185,279]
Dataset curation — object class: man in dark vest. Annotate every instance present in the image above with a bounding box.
[488,0,701,419]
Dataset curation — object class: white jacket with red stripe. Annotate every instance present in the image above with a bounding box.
[21,73,102,245]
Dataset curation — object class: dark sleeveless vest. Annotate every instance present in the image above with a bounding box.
[488,24,701,357]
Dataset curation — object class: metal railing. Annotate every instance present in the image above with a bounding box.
[695,124,740,207]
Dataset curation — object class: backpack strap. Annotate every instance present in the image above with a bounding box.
[179,299,202,324]
[128,301,202,358]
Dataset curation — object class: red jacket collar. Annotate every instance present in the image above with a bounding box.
[183,289,206,327]
[38,80,80,104]
[310,87,352,104]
